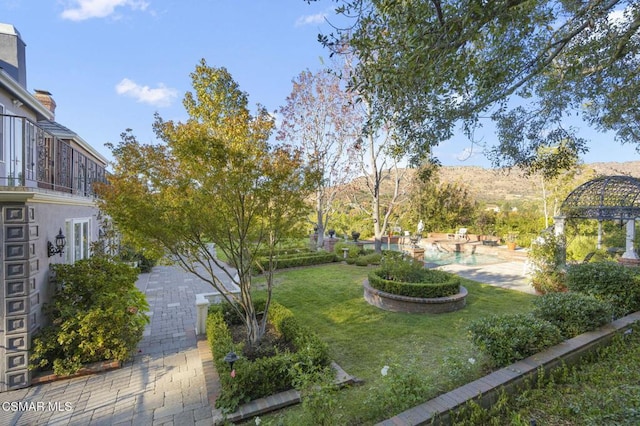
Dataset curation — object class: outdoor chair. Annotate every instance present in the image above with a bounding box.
[455,228,469,241]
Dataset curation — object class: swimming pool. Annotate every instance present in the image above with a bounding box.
[361,243,501,266]
[420,251,501,266]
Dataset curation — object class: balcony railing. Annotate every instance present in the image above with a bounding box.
[0,114,107,197]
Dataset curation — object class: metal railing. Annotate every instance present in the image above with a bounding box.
[0,114,107,197]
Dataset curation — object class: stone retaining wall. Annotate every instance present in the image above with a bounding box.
[363,280,467,314]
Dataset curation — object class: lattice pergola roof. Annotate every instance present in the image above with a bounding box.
[560,175,640,221]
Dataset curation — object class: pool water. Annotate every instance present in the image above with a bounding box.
[362,243,501,266]
[420,251,500,266]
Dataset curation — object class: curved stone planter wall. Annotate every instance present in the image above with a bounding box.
[363,280,467,313]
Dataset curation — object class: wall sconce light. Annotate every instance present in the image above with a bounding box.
[47,228,66,257]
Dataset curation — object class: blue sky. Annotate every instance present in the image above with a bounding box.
[2,0,638,168]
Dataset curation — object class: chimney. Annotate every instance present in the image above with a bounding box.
[0,23,27,88]
[34,89,56,117]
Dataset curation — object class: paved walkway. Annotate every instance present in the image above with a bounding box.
[0,264,235,426]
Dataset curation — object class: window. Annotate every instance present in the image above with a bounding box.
[65,218,91,262]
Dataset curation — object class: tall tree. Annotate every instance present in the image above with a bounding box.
[312,0,640,171]
[277,68,359,248]
[97,60,310,347]
[348,99,412,252]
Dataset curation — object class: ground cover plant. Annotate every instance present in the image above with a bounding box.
[244,263,535,424]
[451,324,640,425]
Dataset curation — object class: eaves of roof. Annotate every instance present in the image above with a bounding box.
[0,68,53,120]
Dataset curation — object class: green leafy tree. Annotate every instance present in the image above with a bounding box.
[313,0,639,172]
[403,164,477,233]
[97,60,311,347]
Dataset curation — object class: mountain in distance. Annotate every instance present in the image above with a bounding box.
[437,161,640,204]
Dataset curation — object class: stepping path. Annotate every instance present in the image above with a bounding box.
[0,264,235,425]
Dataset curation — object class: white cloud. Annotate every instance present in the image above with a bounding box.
[115,78,178,107]
[61,0,149,21]
[294,12,327,28]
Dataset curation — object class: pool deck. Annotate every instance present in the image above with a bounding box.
[386,237,536,295]
[435,260,536,294]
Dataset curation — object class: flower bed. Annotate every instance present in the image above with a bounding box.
[207,301,330,412]
[364,258,467,313]
[363,279,467,313]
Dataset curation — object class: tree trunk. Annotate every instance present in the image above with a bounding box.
[316,202,325,250]
[238,272,264,347]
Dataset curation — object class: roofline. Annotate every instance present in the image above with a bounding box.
[0,68,54,120]
[0,69,108,165]
[73,133,109,165]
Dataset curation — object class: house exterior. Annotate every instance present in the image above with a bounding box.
[0,23,108,392]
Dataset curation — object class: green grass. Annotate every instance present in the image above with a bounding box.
[247,263,536,424]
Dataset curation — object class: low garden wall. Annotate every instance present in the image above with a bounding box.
[377,311,640,425]
[363,280,467,313]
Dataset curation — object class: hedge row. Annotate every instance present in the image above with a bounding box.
[367,268,460,298]
[254,251,336,273]
[566,261,640,318]
[254,247,313,257]
[469,292,615,367]
[206,301,330,412]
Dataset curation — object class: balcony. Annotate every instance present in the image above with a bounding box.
[0,114,107,197]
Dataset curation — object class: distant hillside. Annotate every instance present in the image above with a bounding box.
[437,161,640,204]
[339,161,640,206]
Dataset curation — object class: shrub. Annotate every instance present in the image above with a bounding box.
[30,256,149,376]
[528,233,567,293]
[468,314,563,367]
[368,268,460,298]
[377,252,427,283]
[530,270,567,294]
[207,301,330,412]
[333,242,360,259]
[363,252,382,265]
[566,261,640,317]
[532,292,614,338]
[566,234,599,262]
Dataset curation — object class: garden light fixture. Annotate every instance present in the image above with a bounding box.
[224,351,239,378]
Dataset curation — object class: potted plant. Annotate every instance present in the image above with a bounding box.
[351,231,360,242]
[506,233,518,250]
[328,229,336,238]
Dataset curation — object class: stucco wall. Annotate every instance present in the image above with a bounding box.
[0,197,100,392]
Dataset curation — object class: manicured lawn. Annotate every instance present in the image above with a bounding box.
[249,263,536,424]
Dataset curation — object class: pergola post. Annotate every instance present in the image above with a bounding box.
[622,219,638,260]
[554,215,566,267]
[597,220,603,250]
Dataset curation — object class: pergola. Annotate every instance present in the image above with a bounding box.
[555,175,640,263]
